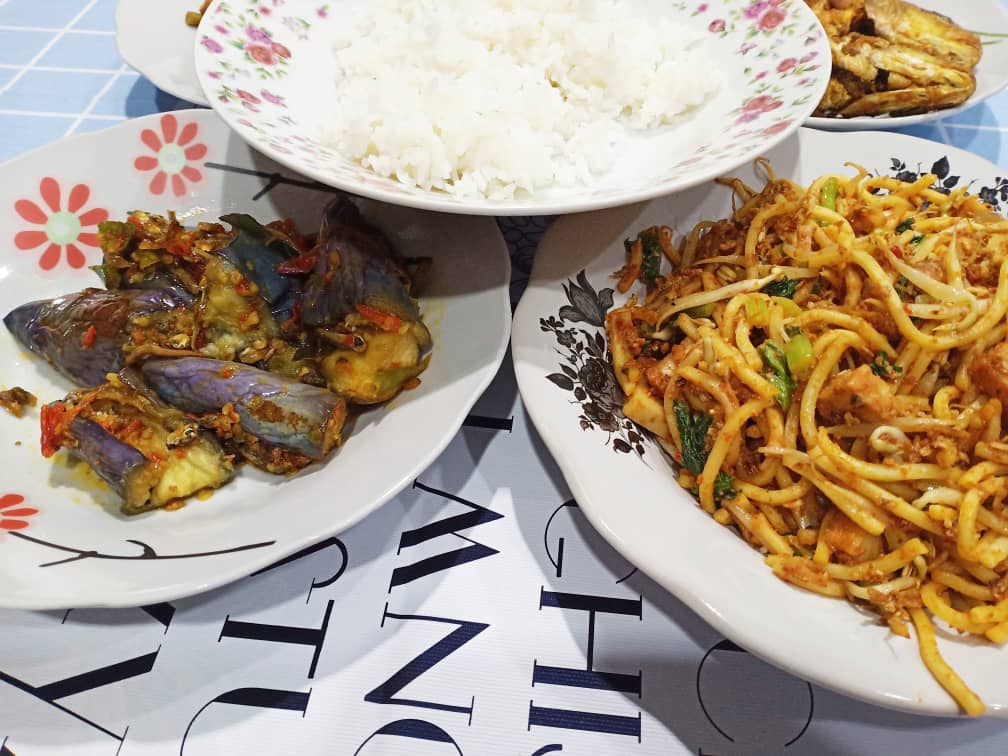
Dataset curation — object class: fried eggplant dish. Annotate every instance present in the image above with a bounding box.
[807,0,982,118]
[4,197,433,515]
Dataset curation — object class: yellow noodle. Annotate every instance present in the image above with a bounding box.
[824,538,928,581]
[765,555,846,597]
[816,430,957,483]
[747,407,786,488]
[909,608,985,716]
[920,583,994,635]
[744,201,800,278]
[737,479,811,505]
[984,621,1008,644]
[796,310,893,356]
[699,399,772,513]
[930,571,994,602]
[799,331,862,449]
[851,247,1008,351]
[733,318,764,372]
[723,496,793,555]
[777,450,888,535]
[810,450,943,536]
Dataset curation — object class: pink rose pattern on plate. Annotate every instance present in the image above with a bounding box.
[14,178,109,271]
[198,0,827,204]
[668,0,825,172]
[200,0,304,100]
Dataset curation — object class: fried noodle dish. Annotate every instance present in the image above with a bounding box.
[606,160,1008,715]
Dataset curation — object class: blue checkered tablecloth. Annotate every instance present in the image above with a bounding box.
[0,0,194,162]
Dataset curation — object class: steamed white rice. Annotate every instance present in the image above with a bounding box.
[301,0,720,199]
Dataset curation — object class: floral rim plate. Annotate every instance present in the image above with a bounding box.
[0,109,511,609]
[806,0,1008,131]
[193,0,831,216]
[115,0,210,106]
[511,126,1008,717]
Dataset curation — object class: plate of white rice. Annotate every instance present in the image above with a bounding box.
[194,0,831,215]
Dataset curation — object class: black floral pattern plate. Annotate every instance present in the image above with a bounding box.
[512,127,1008,719]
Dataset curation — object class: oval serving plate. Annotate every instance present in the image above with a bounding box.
[806,0,1008,131]
[194,0,831,216]
[512,126,1008,717]
[116,0,211,106]
[0,109,511,609]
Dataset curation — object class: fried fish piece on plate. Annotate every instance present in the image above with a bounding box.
[807,0,982,117]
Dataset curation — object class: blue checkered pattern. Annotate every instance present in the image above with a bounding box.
[0,0,1005,167]
[0,0,195,163]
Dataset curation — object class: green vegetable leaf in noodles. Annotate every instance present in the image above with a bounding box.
[870,351,903,379]
[673,399,712,476]
[821,177,838,211]
[640,227,662,284]
[783,332,814,379]
[714,471,737,501]
[761,276,797,299]
[760,341,795,411]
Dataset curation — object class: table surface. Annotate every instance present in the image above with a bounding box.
[2,1,1008,755]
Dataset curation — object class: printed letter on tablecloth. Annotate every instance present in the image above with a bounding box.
[0,647,160,743]
[181,687,312,753]
[529,589,643,740]
[365,608,489,717]
[353,718,465,755]
[251,537,349,601]
[390,481,504,590]
[218,600,335,679]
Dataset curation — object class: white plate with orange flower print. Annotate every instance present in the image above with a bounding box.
[0,109,511,609]
[115,0,211,106]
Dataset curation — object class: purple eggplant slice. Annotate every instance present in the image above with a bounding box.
[218,213,301,308]
[66,417,156,512]
[98,212,302,367]
[4,286,192,387]
[302,198,418,326]
[316,325,432,405]
[195,253,281,364]
[140,356,346,473]
[120,272,194,303]
[218,213,305,326]
[100,211,303,336]
[300,198,433,404]
[41,376,234,515]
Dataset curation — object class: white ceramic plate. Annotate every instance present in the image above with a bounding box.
[193,0,831,215]
[512,127,1008,717]
[806,0,1008,131]
[0,109,511,609]
[115,0,210,105]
